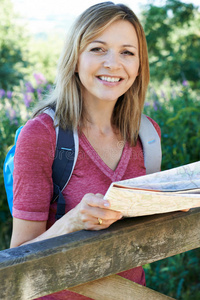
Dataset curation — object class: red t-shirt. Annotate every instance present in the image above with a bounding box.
[13,113,161,299]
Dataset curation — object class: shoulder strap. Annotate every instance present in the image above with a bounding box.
[44,108,79,219]
[139,114,162,174]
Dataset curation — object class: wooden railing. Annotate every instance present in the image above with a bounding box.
[0,208,200,300]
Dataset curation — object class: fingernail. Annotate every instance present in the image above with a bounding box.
[104,201,110,207]
[119,214,123,219]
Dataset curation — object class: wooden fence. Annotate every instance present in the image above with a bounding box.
[0,208,200,299]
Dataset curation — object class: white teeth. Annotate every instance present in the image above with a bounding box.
[99,76,120,82]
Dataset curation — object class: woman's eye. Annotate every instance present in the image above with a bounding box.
[122,50,134,56]
[90,47,104,53]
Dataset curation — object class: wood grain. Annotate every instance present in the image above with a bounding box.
[69,275,175,300]
[0,208,199,299]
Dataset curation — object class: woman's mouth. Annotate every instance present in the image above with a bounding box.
[98,76,122,83]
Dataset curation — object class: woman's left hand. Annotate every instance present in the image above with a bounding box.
[62,193,123,232]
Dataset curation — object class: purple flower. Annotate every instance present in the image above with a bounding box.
[34,72,47,85]
[25,81,34,93]
[153,102,158,111]
[23,93,33,107]
[6,107,16,121]
[46,84,52,91]
[161,90,166,98]
[144,102,150,107]
[153,100,162,111]
[0,89,5,98]
[36,88,43,100]
[182,80,188,87]
[7,91,13,99]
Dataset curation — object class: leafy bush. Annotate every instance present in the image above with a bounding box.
[144,80,200,170]
[0,0,59,91]
[0,0,31,90]
[141,0,200,88]
[143,80,200,299]
[144,249,200,300]
[0,90,22,249]
[0,74,51,249]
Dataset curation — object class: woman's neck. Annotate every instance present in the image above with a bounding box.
[82,98,117,135]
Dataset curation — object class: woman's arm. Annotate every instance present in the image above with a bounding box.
[10,218,47,248]
[10,193,122,248]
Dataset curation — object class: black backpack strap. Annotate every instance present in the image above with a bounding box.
[52,126,75,220]
[43,108,79,220]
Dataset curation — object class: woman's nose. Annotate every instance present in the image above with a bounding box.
[103,51,121,70]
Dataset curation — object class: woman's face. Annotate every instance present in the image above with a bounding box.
[77,20,140,105]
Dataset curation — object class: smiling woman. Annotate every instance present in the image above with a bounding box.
[77,20,139,106]
[10,2,160,299]
[39,2,150,145]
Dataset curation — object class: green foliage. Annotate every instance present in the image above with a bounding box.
[0,0,60,90]
[144,249,200,299]
[0,74,51,249]
[144,81,200,170]
[0,92,22,249]
[0,0,31,90]
[143,81,200,299]
[26,36,63,84]
[141,0,200,88]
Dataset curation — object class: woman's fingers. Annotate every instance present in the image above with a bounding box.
[83,216,121,231]
[82,193,110,209]
[81,195,122,220]
[78,193,123,230]
[80,204,122,222]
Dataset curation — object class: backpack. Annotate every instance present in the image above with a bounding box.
[3,109,161,220]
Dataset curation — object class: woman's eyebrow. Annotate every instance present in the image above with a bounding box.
[91,40,137,49]
[123,44,137,49]
[91,40,106,45]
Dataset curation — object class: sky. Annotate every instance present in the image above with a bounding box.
[12,0,146,18]
[11,0,200,35]
[11,0,147,35]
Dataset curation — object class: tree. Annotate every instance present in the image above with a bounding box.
[0,0,30,90]
[141,0,200,88]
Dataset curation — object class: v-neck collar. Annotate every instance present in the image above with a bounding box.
[79,133,132,182]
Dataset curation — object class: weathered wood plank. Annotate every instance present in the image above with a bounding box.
[0,208,199,299]
[69,274,175,300]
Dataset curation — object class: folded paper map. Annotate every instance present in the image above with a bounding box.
[104,161,200,217]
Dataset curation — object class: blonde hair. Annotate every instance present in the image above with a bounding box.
[33,1,149,146]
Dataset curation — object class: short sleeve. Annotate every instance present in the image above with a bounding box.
[13,113,56,221]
